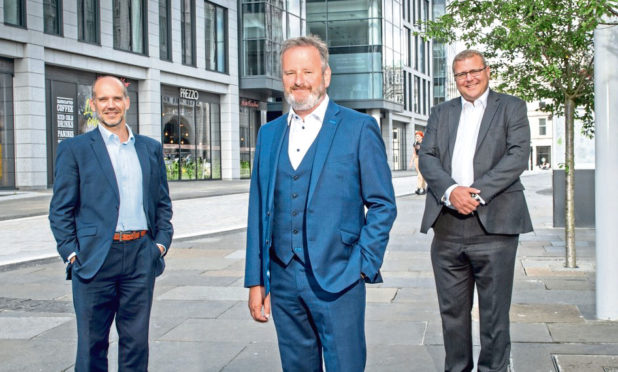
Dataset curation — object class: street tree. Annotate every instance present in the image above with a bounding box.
[422,0,618,268]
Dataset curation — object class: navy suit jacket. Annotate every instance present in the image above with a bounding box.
[49,128,173,279]
[244,101,397,294]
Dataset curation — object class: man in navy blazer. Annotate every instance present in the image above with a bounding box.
[49,76,173,371]
[244,35,397,371]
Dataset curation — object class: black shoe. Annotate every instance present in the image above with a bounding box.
[418,188,426,195]
[414,188,420,195]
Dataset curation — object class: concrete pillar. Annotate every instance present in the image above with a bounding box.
[14,44,47,189]
[220,87,240,180]
[138,69,162,141]
[594,20,618,320]
[383,110,394,169]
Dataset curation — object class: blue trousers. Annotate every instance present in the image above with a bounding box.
[270,256,367,372]
[72,236,159,372]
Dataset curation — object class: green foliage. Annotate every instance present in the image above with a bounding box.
[422,0,618,135]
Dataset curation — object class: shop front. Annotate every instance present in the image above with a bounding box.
[239,98,263,179]
[161,86,222,181]
[0,58,15,189]
[45,66,139,186]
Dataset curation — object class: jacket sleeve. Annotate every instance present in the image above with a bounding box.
[244,129,264,287]
[470,98,530,202]
[49,140,79,262]
[153,142,174,251]
[357,117,398,282]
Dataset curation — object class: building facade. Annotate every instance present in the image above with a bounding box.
[527,101,553,170]
[1,0,239,189]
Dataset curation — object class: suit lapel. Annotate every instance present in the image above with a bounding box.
[475,90,500,153]
[134,135,151,212]
[447,99,462,163]
[307,101,340,205]
[266,115,289,209]
[90,129,120,201]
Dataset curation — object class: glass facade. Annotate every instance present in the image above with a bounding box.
[239,99,261,179]
[43,0,62,35]
[241,0,305,77]
[4,0,26,27]
[181,0,196,66]
[205,1,228,73]
[78,0,99,43]
[113,0,146,54]
[432,0,446,105]
[161,87,221,181]
[307,0,402,104]
[0,60,14,188]
[159,0,172,60]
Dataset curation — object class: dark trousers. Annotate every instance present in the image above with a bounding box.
[431,209,518,372]
[269,256,367,372]
[72,236,158,372]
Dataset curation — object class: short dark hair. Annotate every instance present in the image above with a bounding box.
[280,35,330,72]
[452,49,487,72]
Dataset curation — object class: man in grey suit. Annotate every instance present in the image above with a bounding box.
[419,50,532,372]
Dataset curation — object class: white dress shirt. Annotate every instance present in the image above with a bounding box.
[287,95,330,170]
[444,88,489,205]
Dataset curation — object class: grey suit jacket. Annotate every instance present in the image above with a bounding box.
[419,89,533,235]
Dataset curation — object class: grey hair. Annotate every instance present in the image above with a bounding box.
[452,49,488,72]
[92,76,129,98]
[280,35,330,72]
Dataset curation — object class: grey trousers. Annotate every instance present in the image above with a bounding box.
[431,208,518,372]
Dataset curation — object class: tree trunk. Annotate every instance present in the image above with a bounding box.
[564,97,577,268]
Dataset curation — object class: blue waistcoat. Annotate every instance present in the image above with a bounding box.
[272,125,320,265]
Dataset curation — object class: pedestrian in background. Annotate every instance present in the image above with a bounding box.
[410,130,427,195]
[49,76,173,371]
[419,50,532,372]
[244,35,397,371]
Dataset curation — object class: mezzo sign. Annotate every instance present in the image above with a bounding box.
[179,88,199,100]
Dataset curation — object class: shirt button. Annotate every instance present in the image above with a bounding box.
[293,229,298,234]
[266,211,270,216]
[292,193,298,199]
[293,175,299,180]
[292,210,298,216]
[297,148,300,152]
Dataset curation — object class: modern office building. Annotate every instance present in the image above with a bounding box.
[1,0,239,189]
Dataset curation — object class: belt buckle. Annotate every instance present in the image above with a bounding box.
[118,231,125,242]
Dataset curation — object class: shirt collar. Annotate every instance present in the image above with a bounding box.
[461,88,489,109]
[98,123,135,145]
[288,95,330,125]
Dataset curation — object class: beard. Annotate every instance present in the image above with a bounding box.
[284,82,326,112]
[96,111,124,128]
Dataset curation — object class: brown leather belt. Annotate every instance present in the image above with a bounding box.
[113,230,147,242]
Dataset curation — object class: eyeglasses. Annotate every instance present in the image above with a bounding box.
[454,66,487,81]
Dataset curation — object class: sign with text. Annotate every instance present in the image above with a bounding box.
[179,88,199,100]
[56,96,75,143]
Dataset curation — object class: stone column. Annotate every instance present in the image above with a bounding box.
[594,20,618,320]
[138,69,162,141]
[14,44,47,189]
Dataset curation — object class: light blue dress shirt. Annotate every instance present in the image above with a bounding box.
[98,124,148,232]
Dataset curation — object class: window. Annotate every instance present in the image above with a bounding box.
[78,0,99,44]
[113,0,146,54]
[4,0,26,27]
[181,0,196,66]
[159,0,172,60]
[205,2,228,73]
[539,118,547,136]
[0,61,15,188]
[44,0,62,35]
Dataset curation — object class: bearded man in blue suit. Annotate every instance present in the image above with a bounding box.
[244,35,397,371]
[49,76,173,372]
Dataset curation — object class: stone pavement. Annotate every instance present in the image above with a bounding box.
[1,171,617,371]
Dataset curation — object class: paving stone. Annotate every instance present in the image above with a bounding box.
[543,278,595,290]
[151,300,237,319]
[0,339,76,372]
[510,303,585,323]
[366,320,426,346]
[366,287,398,303]
[549,323,618,343]
[216,301,255,320]
[423,320,480,346]
[166,248,235,258]
[149,341,246,372]
[521,258,595,277]
[553,354,618,372]
[510,322,552,342]
[512,289,595,306]
[0,316,72,339]
[160,318,278,343]
[157,270,239,287]
[366,302,441,322]
[225,249,246,259]
[392,287,439,304]
[0,283,72,300]
[157,286,248,301]
[366,345,441,372]
[164,257,240,271]
[221,341,282,372]
[201,269,245,278]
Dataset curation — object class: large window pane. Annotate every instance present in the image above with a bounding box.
[243,39,265,75]
[0,72,15,188]
[216,7,226,72]
[159,0,171,60]
[181,0,196,65]
[205,2,228,73]
[79,0,99,43]
[44,0,62,34]
[210,104,221,179]
[242,3,266,38]
[4,0,25,27]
